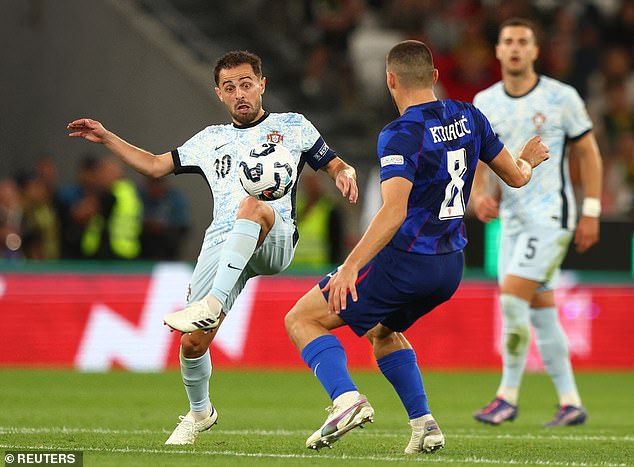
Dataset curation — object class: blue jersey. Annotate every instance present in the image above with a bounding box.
[377,100,504,255]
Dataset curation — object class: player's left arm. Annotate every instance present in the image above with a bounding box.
[570,131,603,253]
[322,176,411,313]
[322,156,358,204]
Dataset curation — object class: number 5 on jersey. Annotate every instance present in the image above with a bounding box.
[439,148,467,220]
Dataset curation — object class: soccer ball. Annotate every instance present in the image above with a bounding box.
[239,143,296,201]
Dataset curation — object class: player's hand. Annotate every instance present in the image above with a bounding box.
[335,169,358,204]
[473,194,499,223]
[67,118,109,144]
[574,216,599,253]
[519,135,550,168]
[321,264,359,314]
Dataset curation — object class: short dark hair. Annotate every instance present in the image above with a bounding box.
[213,50,262,86]
[387,40,435,88]
[498,17,539,45]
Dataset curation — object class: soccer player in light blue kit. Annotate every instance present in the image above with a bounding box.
[285,40,550,453]
[68,50,358,445]
[472,18,603,427]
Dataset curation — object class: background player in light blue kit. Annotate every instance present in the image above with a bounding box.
[471,18,603,427]
[285,40,550,454]
[68,50,358,445]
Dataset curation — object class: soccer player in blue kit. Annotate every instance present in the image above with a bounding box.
[285,40,550,453]
[68,50,358,445]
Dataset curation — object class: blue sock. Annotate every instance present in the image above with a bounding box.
[180,349,212,412]
[211,219,260,305]
[301,335,357,401]
[378,349,429,419]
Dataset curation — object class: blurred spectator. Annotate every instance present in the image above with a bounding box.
[140,177,190,261]
[605,0,634,53]
[603,132,634,218]
[438,40,499,103]
[35,154,59,201]
[349,6,404,110]
[587,46,634,118]
[383,0,428,42]
[57,154,101,259]
[567,6,603,97]
[540,7,576,84]
[0,178,24,259]
[293,171,344,269]
[301,0,365,108]
[80,157,143,260]
[18,172,60,260]
[601,79,634,150]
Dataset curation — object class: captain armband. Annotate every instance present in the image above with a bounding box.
[581,197,601,218]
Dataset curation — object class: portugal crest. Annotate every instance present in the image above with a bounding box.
[533,112,546,131]
[267,131,284,144]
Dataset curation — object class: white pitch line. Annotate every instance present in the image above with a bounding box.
[0,443,628,467]
[1,426,633,443]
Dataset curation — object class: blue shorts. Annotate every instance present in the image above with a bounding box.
[319,246,464,336]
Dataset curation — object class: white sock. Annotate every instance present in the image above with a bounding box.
[410,413,435,428]
[530,306,582,407]
[498,294,531,403]
[496,386,519,406]
[210,219,260,305]
[189,403,212,422]
[559,391,582,407]
[333,390,360,408]
[180,349,212,413]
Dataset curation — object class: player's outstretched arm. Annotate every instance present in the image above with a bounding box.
[322,157,358,204]
[488,135,550,188]
[322,177,410,314]
[570,132,602,253]
[67,118,174,178]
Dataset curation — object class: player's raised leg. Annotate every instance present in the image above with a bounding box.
[165,326,223,444]
[368,326,444,453]
[285,286,374,450]
[164,197,273,333]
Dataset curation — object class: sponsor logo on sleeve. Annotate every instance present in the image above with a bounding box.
[316,143,330,160]
[380,155,404,167]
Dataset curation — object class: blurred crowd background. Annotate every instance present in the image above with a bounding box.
[1,0,632,266]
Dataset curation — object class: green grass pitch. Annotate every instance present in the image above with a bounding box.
[1,369,632,466]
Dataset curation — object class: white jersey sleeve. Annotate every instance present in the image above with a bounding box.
[560,85,593,140]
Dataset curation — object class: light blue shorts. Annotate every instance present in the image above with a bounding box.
[498,227,572,292]
[187,208,296,312]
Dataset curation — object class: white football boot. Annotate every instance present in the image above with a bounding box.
[404,416,445,454]
[306,393,374,450]
[165,405,218,445]
[164,297,222,333]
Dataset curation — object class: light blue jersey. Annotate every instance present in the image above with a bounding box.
[473,76,592,234]
[171,112,336,251]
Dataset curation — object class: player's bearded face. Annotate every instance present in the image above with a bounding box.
[216,64,266,125]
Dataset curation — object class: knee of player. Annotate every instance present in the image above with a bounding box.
[284,306,303,337]
[365,325,395,345]
[237,196,271,222]
[180,333,211,357]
